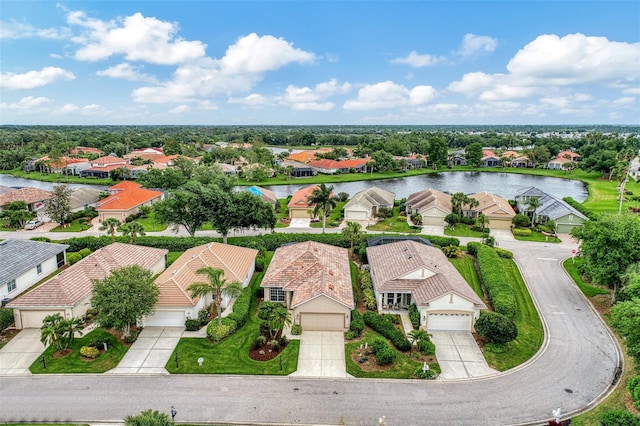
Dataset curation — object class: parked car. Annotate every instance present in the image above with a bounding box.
[24,219,44,230]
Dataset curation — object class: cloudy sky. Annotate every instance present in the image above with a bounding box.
[1,1,639,125]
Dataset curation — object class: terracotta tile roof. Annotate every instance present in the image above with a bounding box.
[124,152,165,161]
[548,157,572,164]
[85,164,134,173]
[406,188,451,213]
[110,181,141,191]
[367,241,485,308]
[96,186,163,211]
[36,156,89,168]
[339,158,368,168]
[288,185,319,209]
[482,150,495,157]
[8,243,167,308]
[501,150,520,158]
[469,191,515,219]
[153,154,181,164]
[0,187,53,207]
[261,241,353,308]
[556,150,580,160]
[286,151,318,163]
[154,243,258,306]
[91,155,127,166]
[308,159,342,169]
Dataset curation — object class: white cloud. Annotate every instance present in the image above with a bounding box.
[0,20,71,40]
[281,79,350,110]
[448,72,497,95]
[343,81,436,110]
[611,96,636,107]
[96,63,158,83]
[623,87,640,95]
[228,93,272,107]
[60,104,79,113]
[68,11,206,64]
[458,34,497,57]
[0,96,52,109]
[391,51,444,68]
[169,105,191,114]
[0,67,75,89]
[83,104,101,112]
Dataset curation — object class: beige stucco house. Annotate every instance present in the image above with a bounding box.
[405,188,452,226]
[343,186,395,222]
[466,192,515,230]
[261,241,354,331]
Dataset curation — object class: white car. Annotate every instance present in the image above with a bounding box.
[24,219,44,230]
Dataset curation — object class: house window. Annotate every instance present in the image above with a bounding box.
[270,288,285,303]
[405,293,412,305]
[387,293,395,305]
[56,252,65,268]
[36,264,42,274]
[7,280,16,292]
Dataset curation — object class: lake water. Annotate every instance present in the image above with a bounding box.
[1,172,588,202]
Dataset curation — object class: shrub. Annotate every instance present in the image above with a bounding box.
[185,318,202,331]
[376,207,393,218]
[349,310,365,337]
[197,309,210,324]
[408,304,420,330]
[30,237,51,243]
[279,335,288,347]
[382,313,399,324]
[600,410,640,426]
[475,311,518,344]
[360,270,373,290]
[563,197,598,220]
[227,286,251,328]
[476,245,517,320]
[78,248,91,258]
[207,322,231,341]
[221,317,237,334]
[0,308,14,331]
[336,192,349,202]
[494,247,514,259]
[345,331,357,340]
[124,330,139,344]
[363,289,377,310]
[255,256,265,272]
[410,213,423,225]
[80,345,100,358]
[124,409,172,426]
[363,311,411,351]
[270,339,281,351]
[445,213,460,226]
[470,225,489,233]
[466,241,481,256]
[512,214,531,228]
[67,252,82,265]
[370,337,389,354]
[512,228,532,237]
[414,366,436,379]
[442,245,461,258]
[418,339,436,356]
[376,346,397,365]
[88,337,112,349]
[253,335,267,349]
[629,376,640,410]
[290,324,302,335]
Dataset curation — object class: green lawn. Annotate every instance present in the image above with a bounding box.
[136,210,168,232]
[449,255,484,299]
[274,198,289,228]
[345,330,440,378]
[166,258,300,375]
[563,258,609,297]
[444,224,488,238]
[512,230,561,243]
[2,169,112,186]
[51,218,92,232]
[167,252,183,266]
[482,259,544,371]
[29,328,129,374]
[367,207,420,233]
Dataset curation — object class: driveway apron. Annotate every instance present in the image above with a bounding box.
[0,328,45,376]
[290,331,348,378]
[430,331,498,380]
[107,327,182,375]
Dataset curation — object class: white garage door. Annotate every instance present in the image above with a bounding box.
[144,310,185,327]
[423,215,445,226]
[488,219,512,230]
[427,313,471,331]
[300,313,345,331]
[345,210,368,221]
[20,310,64,328]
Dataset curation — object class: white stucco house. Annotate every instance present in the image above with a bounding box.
[367,240,486,332]
[343,186,395,222]
[405,188,452,226]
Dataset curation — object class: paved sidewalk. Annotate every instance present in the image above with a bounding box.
[0,328,44,376]
[430,331,498,380]
[289,331,348,378]
[107,327,183,375]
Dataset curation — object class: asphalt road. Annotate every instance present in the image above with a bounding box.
[0,234,622,425]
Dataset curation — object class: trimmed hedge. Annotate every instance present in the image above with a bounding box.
[0,308,14,331]
[512,228,532,236]
[363,311,411,351]
[629,376,640,410]
[494,247,514,259]
[466,241,481,256]
[408,303,420,330]
[600,410,640,426]
[349,310,365,337]
[476,245,517,320]
[226,285,252,329]
[474,311,518,344]
[563,196,599,220]
[370,337,397,365]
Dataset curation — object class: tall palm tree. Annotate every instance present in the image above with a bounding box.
[60,317,84,350]
[307,184,336,233]
[187,267,243,325]
[526,197,540,224]
[342,221,363,252]
[450,192,468,218]
[100,217,121,243]
[119,221,146,244]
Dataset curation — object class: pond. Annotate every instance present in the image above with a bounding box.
[0,175,109,191]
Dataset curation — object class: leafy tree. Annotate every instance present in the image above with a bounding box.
[118,221,145,244]
[465,142,483,167]
[154,181,214,237]
[91,265,159,338]
[371,150,395,171]
[476,213,488,229]
[0,200,33,228]
[307,183,336,233]
[99,218,121,243]
[109,167,132,181]
[40,313,83,353]
[267,304,292,339]
[187,267,243,324]
[512,213,531,228]
[224,191,276,243]
[45,184,73,226]
[571,213,640,293]
[137,168,187,189]
[427,136,448,169]
[445,213,460,227]
[125,409,172,426]
[474,311,518,344]
[342,221,363,251]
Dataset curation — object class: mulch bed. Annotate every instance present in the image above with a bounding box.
[248,330,287,362]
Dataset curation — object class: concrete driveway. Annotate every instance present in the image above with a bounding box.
[490,229,515,242]
[421,225,445,236]
[430,331,498,380]
[107,327,182,375]
[289,331,348,378]
[0,328,45,376]
[289,218,311,228]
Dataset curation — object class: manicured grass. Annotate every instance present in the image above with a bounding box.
[563,258,610,297]
[2,169,112,186]
[449,254,484,299]
[274,198,289,228]
[135,211,168,232]
[345,330,440,378]
[367,207,420,233]
[167,252,183,266]
[512,230,561,243]
[51,218,92,232]
[29,328,129,374]
[444,224,487,238]
[0,225,16,231]
[309,201,345,228]
[482,259,544,371]
[350,261,362,305]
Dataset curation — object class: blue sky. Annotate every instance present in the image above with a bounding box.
[1,1,639,125]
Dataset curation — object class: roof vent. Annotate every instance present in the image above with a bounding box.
[328,284,334,290]
[328,270,333,276]
[172,270,177,275]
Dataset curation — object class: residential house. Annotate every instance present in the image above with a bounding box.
[515,187,588,233]
[339,158,368,172]
[286,149,332,164]
[0,187,54,212]
[367,240,486,331]
[448,150,467,166]
[69,187,103,212]
[288,186,319,219]
[80,156,131,179]
[280,160,316,178]
[466,191,515,229]
[215,163,238,175]
[25,156,90,175]
[308,159,344,174]
[405,188,452,226]
[546,157,574,170]
[481,150,501,167]
[7,243,167,329]
[261,241,354,331]
[556,150,581,161]
[144,243,258,327]
[0,239,68,304]
[343,187,395,221]
[244,186,278,208]
[510,155,533,168]
[393,154,424,169]
[95,181,163,222]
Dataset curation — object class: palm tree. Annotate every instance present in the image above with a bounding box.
[342,221,363,252]
[526,197,540,224]
[100,217,121,243]
[465,197,479,218]
[268,304,292,338]
[450,192,468,218]
[476,213,488,230]
[40,314,64,352]
[408,329,430,354]
[119,221,146,244]
[60,317,84,350]
[187,267,243,324]
[307,184,336,233]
